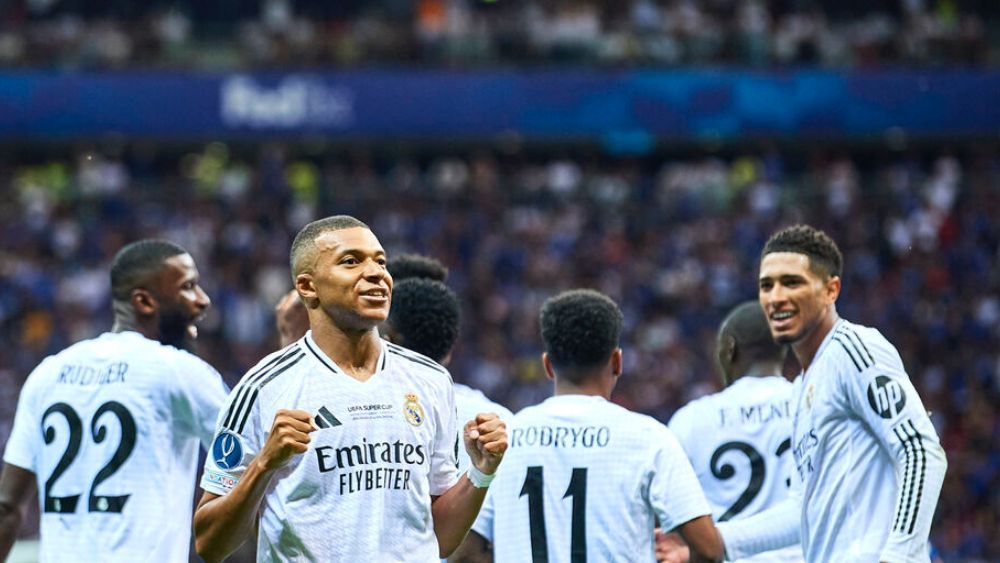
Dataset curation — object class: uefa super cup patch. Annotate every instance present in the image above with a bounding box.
[211,430,246,470]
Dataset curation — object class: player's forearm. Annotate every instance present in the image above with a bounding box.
[0,463,35,561]
[431,473,488,558]
[716,497,800,560]
[0,505,21,560]
[881,438,947,562]
[680,515,725,562]
[448,530,493,563]
[194,459,277,563]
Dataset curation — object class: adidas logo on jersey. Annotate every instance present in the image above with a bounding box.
[315,406,342,429]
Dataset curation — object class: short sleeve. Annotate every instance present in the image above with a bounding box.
[199,381,264,496]
[170,352,230,449]
[2,363,47,471]
[428,381,460,495]
[647,425,712,532]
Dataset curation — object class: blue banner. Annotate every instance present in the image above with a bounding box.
[0,69,997,139]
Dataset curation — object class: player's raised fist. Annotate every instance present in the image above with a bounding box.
[258,409,317,470]
[464,412,508,475]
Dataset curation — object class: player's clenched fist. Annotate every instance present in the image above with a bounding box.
[464,412,508,475]
[257,409,317,470]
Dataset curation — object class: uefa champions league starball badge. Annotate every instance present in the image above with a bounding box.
[404,393,425,426]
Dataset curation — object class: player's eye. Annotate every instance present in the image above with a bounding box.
[341,257,359,265]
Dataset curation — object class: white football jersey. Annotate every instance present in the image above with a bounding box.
[669,376,803,562]
[2,331,228,563]
[472,394,711,563]
[200,332,459,563]
[452,383,513,475]
[719,319,947,563]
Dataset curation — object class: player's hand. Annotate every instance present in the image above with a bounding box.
[464,412,508,475]
[257,409,317,471]
[655,529,690,563]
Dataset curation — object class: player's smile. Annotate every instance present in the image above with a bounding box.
[758,252,828,344]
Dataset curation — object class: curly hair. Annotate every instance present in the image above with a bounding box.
[386,278,460,363]
[761,224,843,278]
[110,239,187,302]
[539,289,623,380]
[388,253,448,282]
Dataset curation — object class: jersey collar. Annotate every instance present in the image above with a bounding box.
[300,330,388,379]
[803,318,846,379]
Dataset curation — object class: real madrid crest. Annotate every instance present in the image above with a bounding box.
[404,392,425,426]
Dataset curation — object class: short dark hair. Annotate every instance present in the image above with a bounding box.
[761,225,843,278]
[110,239,188,301]
[719,301,786,370]
[539,289,623,380]
[290,215,370,276]
[387,278,460,363]
[388,254,448,282]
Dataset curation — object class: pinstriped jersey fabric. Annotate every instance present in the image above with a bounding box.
[199,331,459,562]
[669,377,803,562]
[473,395,711,563]
[786,319,946,562]
[3,331,228,563]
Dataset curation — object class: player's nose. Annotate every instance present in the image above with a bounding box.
[194,285,211,309]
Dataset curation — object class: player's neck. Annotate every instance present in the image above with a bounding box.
[793,307,840,373]
[111,311,156,341]
[311,322,383,381]
[553,379,610,400]
[737,360,784,380]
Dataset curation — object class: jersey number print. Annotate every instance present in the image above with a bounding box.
[710,439,791,521]
[519,466,588,563]
[41,401,137,514]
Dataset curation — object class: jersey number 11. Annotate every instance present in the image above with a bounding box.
[519,466,588,563]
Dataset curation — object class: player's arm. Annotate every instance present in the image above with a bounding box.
[715,495,800,560]
[841,361,947,563]
[193,409,316,563]
[676,515,724,562]
[448,530,492,563]
[0,463,36,559]
[431,413,508,558]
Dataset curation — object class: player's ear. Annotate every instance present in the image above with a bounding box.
[130,288,158,316]
[824,275,841,305]
[541,352,556,381]
[718,334,737,370]
[610,348,623,378]
[295,273,319,308]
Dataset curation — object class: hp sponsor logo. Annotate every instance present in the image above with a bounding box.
[212,431,244,470]
[866,375,906,419]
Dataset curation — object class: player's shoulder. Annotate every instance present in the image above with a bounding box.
[36,332,218,380]
[231,340,308,395]
[824,319,902,375]
[669,397,706,431]
[453,383,514,419]
[384,340,454,385]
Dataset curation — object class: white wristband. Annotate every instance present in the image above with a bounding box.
[466,466,495,488]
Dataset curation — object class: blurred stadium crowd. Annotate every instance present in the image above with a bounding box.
[0,0,995,68]
[0,141,996,558]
